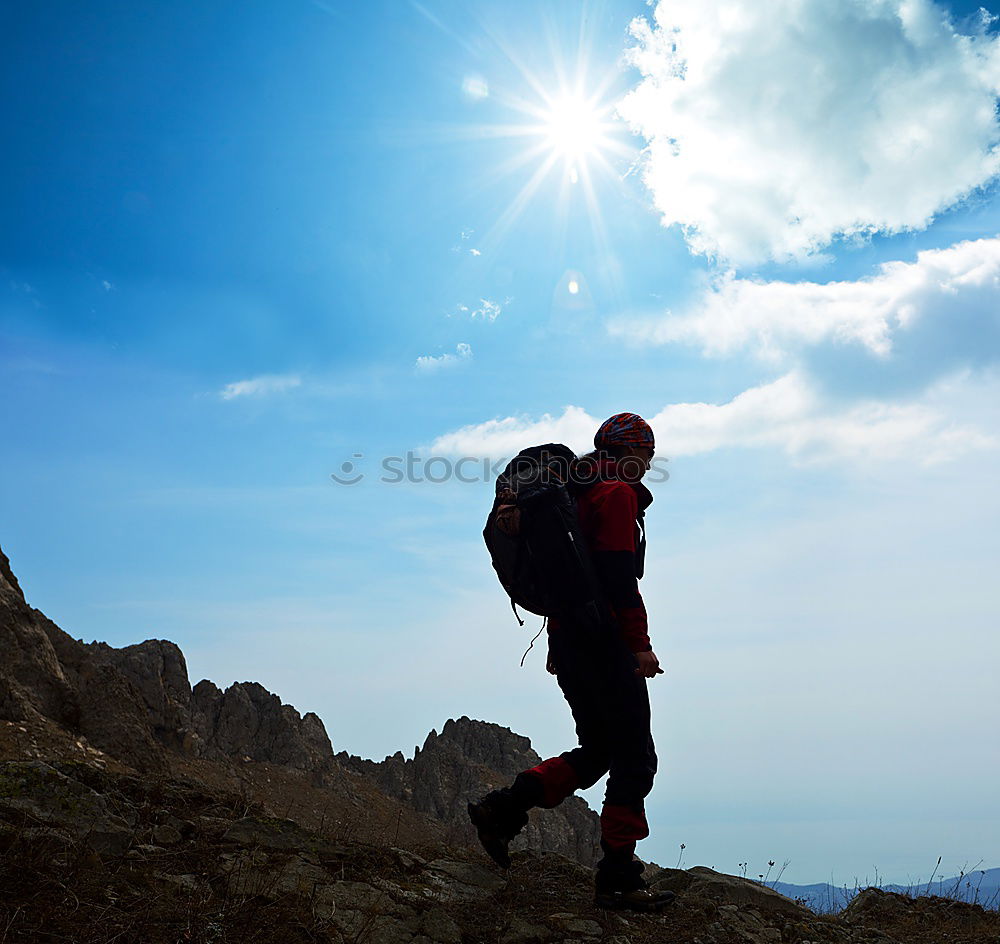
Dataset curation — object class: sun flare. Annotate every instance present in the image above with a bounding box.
[452,49,637,267]
[543,95,607,161]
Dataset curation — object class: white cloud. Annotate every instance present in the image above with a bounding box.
[415,342,473,372]
[430,405,598,456]
[649,371,994,464]
[219,374,301,400]
[611,236,1000,360]
[619,0,1000,264]
[429,372,996,465]
[450,298,504,320]
[471,298,502,321]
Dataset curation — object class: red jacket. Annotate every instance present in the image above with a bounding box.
[553,456,653,653]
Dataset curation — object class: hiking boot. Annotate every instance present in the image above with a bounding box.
[594,883,676,912]
[467,790,529,869]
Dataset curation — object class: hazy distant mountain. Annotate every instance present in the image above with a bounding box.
[773,867,1000,913]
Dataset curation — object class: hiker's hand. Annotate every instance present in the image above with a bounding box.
[635,650,664,678]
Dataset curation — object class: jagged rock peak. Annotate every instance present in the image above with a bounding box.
[0,544,25,603]
[426,716,536,773]
[86,638,194,750]
[191,679,335,772]
[0,543,336,775]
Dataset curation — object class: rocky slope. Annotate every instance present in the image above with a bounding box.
[3,756,997,944]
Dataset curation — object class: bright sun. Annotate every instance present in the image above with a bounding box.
[454,59,635,257]
[543,95,607,161]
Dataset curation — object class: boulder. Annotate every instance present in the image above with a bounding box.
[426,858,508,900]
[651,866,811,917]
[0,761,135,855]
[221,815,350,862]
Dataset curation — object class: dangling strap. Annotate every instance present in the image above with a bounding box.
[519,617,547,667]
[635,511,647,579]
[510,598,525,626]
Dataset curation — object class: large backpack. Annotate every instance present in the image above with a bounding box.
[483,443,608,633]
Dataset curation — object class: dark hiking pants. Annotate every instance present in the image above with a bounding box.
[511,623,657,881]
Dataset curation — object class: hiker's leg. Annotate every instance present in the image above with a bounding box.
[516,755,579,808]
[517,699,612,808]
[467,729,606,869]
[516,626,615,809]
[602,727,656,854]
[466,635,607,866]
[597,787,654,888]
[597,654,657,891]
[468,770,542,868]
[476,634,610,821]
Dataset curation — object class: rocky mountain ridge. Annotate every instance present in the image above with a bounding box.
[0,543,596,864]
[1,544,335,777]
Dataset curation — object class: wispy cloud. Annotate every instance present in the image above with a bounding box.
[429,372,997,466]
[471,298,502,321]
[450,229,482,256]
[611,237,1000,361]
[619,0,1000,263]
[219,374,302,400]
[430,404,596,455]
[450,298,505,321]
[415,342,473,372]
[647,371,994,465]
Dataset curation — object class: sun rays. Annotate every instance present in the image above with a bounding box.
[446,20,638,274]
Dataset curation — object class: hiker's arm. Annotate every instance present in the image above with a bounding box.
[589,485,652,653]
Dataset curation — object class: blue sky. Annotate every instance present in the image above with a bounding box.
[2,0,999,885]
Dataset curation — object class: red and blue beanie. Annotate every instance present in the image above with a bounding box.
[594,412,655,450]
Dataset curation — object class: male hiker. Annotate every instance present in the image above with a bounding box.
[469,412,673,912]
